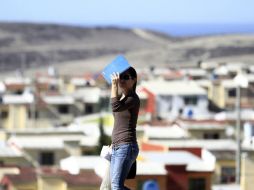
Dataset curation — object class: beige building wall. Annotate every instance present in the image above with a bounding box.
[219,86,226,108]
[214,160,235,184]
[26,119,54,129]
[0,130,6,141]
[241,154,254,190]
[5,105,27,130]
[13,182,37,190]
[211,83,226,109]
[65,83,75,93]
[38,176,67,190]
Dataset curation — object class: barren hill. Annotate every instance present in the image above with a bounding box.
[0,22,254,76]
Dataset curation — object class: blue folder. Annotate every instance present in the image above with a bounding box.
[101,55,131,84]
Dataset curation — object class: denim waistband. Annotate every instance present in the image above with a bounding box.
[112,142,138,149]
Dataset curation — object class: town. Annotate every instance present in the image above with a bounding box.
[1,60,253,190]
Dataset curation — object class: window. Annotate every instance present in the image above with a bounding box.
[85,103,93,114]
[189,178,206,190]
[204,132,220,139]
[1,111,8,119]
[228,88,236,97]
[58,105,69,114]
[14,90,23,95]
[221,167,235,183]
[48,84,58,91]
[184,96,198,105]
[40,152,54,165]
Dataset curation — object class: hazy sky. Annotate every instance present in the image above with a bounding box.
[1,0,254,25]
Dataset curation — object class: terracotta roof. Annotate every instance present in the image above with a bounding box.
[1,166,101,187]
[141,141,167,151]
[4,84,26,91]
[4,167,36,184]
[163,71,183,80]
[64,171,101,186]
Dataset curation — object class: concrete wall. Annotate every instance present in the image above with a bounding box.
[241,154,254,190]
[38,176,66,190]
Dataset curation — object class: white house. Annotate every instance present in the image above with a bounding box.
[140,79,209,120]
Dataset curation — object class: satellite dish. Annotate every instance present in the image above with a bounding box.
[225,126,234,137]
[142,180,159,190]
[187,109,193,118]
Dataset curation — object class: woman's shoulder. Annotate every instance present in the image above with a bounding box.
[127,91,139,98]
[128,92,140,104]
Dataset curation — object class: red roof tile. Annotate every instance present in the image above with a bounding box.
[1,166,101,187]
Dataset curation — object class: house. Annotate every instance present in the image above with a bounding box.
[139,79,209,120]
[148,139,237,185]
[210,74,254,109]
[130,150,215,190]
[5,126,99,166]
[60,149,215,190]
[67,75,96,93]
[71,87,102,114]
[180,68,208,80]
[0,141,29,167]
[223,63,248,78]
[42,94,76,126]
[3,77,31,95]
[141,123,189,140]
[0,166,101,190]
[213,65,231,79]
[211,79,239,109]
[0,92,34,130]
[177,119,234,140]
[199,62,220,72]
[36,75,64,93]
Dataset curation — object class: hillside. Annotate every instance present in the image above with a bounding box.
[0,22,254,75]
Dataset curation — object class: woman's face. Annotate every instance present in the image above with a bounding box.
[119,72,136,91]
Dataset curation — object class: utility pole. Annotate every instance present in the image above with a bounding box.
[235,84,241,184]
[234,70,248,185]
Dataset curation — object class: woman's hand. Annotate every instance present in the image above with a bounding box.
[111,72,119,98]
[111,72,119,86]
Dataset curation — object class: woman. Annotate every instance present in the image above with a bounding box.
[110,67,140,190]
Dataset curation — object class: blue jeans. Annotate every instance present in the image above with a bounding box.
[111,142,139,190]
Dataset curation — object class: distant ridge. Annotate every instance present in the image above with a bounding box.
[0,22,162,72]
[0,22,254,75]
